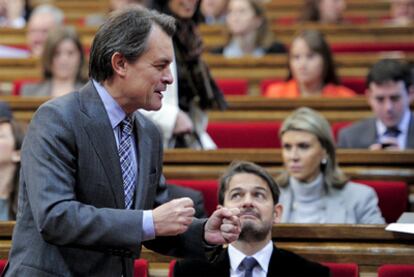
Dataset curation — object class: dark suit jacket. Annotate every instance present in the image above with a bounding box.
[337,113,414,149]
[5,81,207,277]
[174,245,330,277]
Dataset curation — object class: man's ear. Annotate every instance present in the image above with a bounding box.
[111,52,127,77]
[408,85,414,104]
[273,203,283,224]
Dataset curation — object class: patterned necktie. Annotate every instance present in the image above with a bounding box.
[384,127,401,138]
[118,117,136,209]
[240,257,258,277]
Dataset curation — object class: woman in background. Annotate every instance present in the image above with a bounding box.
[0,102,24,220]
[22,26,86,97]
[211,0,286,57]
[300,0,347,24]
[277,107,384,224]
[265,30,356,98]
[146,0,227,149]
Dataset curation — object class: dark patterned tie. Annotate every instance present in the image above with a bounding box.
[240,257,258,277]
[118,117,136,209]
[384,127,401,138]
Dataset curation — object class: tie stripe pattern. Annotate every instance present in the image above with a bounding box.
[118,117,136,209]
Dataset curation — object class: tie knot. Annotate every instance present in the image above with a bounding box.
[121,117,133,135]
[240,257,258,274]
[384,127,401,137]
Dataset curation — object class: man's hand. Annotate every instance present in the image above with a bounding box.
[369,138,400,150]
[204,207,241,245]
[173,110,193,135]
[153,198,195,236]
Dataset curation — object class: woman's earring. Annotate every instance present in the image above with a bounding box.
[321,158,327,165]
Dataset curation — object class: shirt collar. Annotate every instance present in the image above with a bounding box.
[228,240,273,274]
[92,79,126,129]
[376,108,411,136]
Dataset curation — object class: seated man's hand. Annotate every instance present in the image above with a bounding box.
[204,207,241,245]
[369,138,400,150]
[153,197,195,236]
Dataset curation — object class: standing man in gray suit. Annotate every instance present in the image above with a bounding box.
[338,59,414,150]
[4,6,241,277]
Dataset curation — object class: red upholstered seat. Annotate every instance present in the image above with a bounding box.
[378,264,414,277]
[12,79,39,96]
[216,78,249,95]
[168,260,177,277]
[331,121,353,142]
[168,179,218,216]
[331,42,414,53]
[134,259,149,277]
[0,259,7,274]
[341,77,366,95]
[207,121,281,148]
[322,262,359,277]
[353,180,408,223]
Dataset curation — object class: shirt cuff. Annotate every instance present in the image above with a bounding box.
[142,210,156,241]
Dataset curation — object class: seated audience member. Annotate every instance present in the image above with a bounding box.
[174,161,330,277]
[278,107,385,224]
[211,0,286,57]
[300,0,347,24]
[144,0,227,149]
[338,59,414,150]
[85,0,150,26]
[0,0,26,28]
[21,26,86,97]
[201,0,228,24]
[0,102,24,220]
[26,4,64,57]
[0,4,63,58]
[387,0,414,25]
[264,30,356,98]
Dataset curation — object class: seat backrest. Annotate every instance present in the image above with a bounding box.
[168,260,177,277]
[0,259,7,274]
[12,79,39,96]
[215,78,249,95]
[207,121,281,148]
[322,262,359,277]
[378,264,414,277]
[167,179,218,216]
[353,180,408,223]
[134,259,149,277]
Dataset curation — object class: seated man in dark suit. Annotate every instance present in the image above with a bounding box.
[338,59,414,150]
[173,161,330,277]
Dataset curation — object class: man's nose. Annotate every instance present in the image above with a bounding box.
[162,68,173,85]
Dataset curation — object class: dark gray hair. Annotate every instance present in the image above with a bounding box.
[277,107,348,189]
[367,59,411,92]
[89,6,176,82]
[218,161,280,205]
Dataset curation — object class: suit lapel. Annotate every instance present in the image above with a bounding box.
[79,81,125,208]
[133,113,153,209]
[365,118,378,146]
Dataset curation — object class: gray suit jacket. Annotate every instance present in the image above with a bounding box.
[280,181,385,224]
[5,81,207,277]
[337,113,414,149]
[21,80,84,97]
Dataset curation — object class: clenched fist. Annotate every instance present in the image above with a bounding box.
[204,207,241,245]
[153,197,195,236]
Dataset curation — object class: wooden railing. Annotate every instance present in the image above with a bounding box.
[1,222,412,274]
